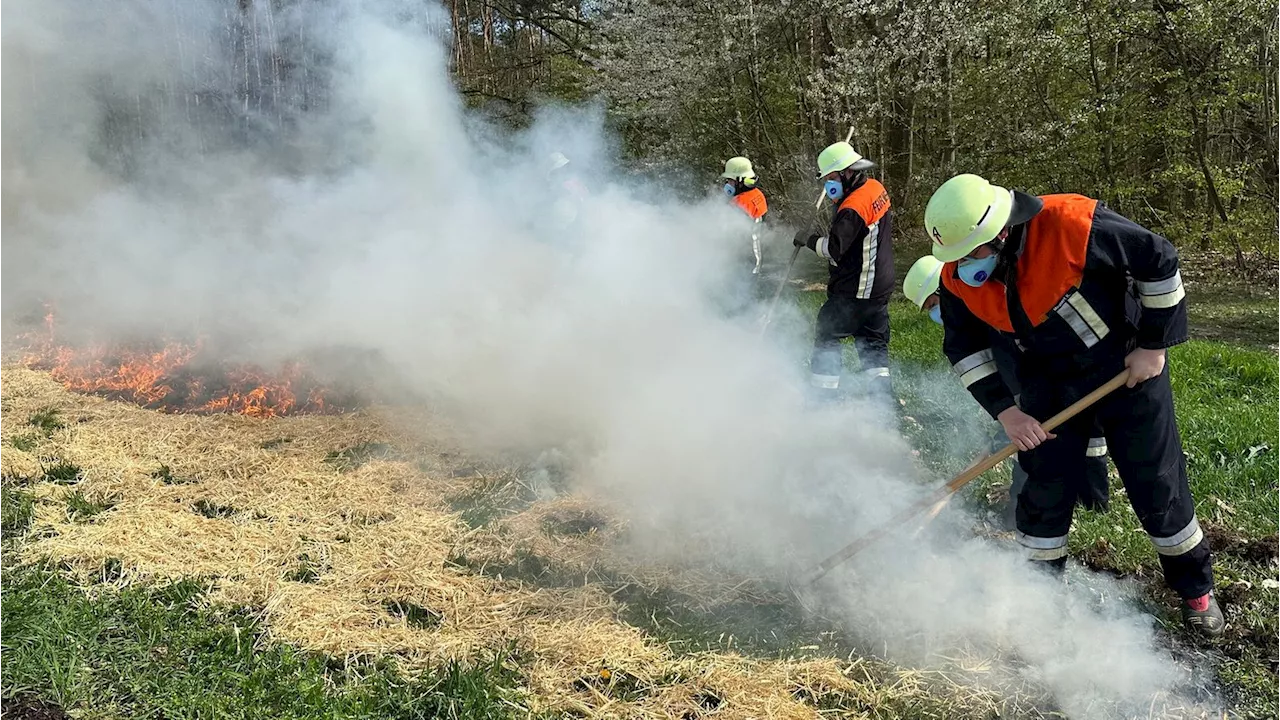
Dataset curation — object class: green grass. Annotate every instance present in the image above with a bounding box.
[0,562,534,719]
[192,499,237,519]
[65,491,118,523]
[2,486,36,540]
[151,464,198,485]
[10,434,40,452]
[27,407,65,436]
[41,462,83,485]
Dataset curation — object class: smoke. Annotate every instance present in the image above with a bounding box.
[2,0,1217,715]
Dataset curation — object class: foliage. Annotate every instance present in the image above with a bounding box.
[582,0,1277,263]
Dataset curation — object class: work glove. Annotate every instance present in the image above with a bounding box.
[792,229,818,249]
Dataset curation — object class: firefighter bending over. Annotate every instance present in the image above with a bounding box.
[924,173,1221,637]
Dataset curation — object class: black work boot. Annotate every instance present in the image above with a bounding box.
[1181,593,1225,639]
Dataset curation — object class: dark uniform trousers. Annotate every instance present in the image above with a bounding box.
[1017,364,1212,599]
[810,295,891,389]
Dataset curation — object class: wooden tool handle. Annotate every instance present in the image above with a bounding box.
[804,368,1132,584]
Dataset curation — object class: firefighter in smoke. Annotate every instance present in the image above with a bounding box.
[547,151,588,233]
[720,156,768,276]
[792,142,895,400]
[903,255,1111,530]
[923,173,1221,637]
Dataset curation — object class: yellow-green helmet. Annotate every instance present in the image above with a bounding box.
[925,174,1013,263]
[903,256,944,309]
[815,141,875,178]
[722,156,756,181]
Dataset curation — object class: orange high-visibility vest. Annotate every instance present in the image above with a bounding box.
[838,178,890,226]
[941,194,1097,332]
[732,188,768,220]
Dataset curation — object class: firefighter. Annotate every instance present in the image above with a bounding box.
[923,173,1221,637]
[792,142,894,400]
[721,157,768,276]
[547,152,588,232]
[903,256,1111,530]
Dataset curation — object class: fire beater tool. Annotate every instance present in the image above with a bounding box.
[758,246,802,338]
[801,369,1132,586]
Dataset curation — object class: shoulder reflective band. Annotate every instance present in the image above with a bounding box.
[953,348,997,388]
[1053,290,1110,347]
[1137,270,1185,309]
[1086,437,1108,457]
[1150,517,1204,556]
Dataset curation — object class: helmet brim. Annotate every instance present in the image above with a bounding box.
[931,185,1013,263]
[722,171,756,180]
[1006,190,1044,227]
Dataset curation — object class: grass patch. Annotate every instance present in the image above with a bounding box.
[40,462,82,485]
[284,553,326,584]
[324,442,398,472]
[0,562,533,719]
[27,407,65,436]
[192,499,237,519]
[2,486,36,541]
[151,464,197,486]
[9,434,40,452]
[65,491,118,523]
[383,600,443,629]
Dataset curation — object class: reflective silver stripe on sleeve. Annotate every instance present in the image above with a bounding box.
[953,349,998,388]
[1017,532,1069,561]
[1138,271,1186,309]
[1150,517,1204,556]
[1086,437,1108,457]
[1054,291,1109,348]
[953,349,994,374]
[856,223,880,300]
[815,236,831,260]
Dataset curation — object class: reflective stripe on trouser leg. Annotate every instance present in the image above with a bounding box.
[1097,365,1214,599]
[810,344,842,389]
[1012,399,1086,567]
[1149,517,1204,556]
[1016,531,1069,561]
[1086,437,1107,457]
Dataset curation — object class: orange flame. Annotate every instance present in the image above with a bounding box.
[19,310,342,417]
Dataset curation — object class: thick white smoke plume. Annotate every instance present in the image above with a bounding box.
[2,0,1217,716]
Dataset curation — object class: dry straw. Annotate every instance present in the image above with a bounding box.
[2,364,1075,718]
